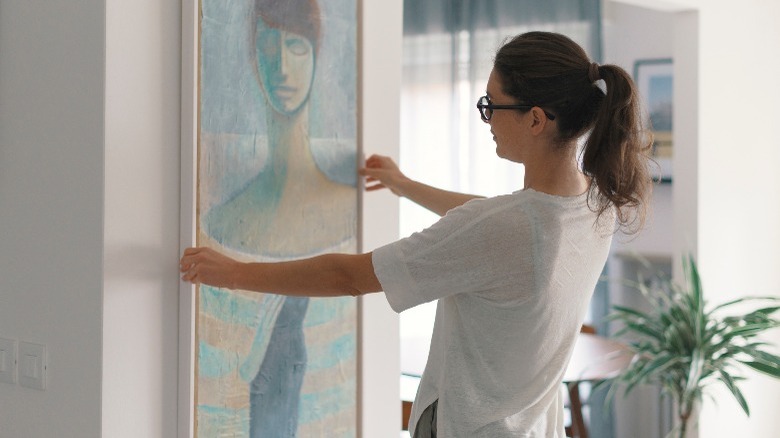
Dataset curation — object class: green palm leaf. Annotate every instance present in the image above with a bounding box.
[741,361,780,378]
[718,370,750,416]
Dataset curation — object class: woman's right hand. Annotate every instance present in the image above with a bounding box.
[361,154,481,215]
[359,154,409,196]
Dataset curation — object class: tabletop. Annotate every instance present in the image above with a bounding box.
[563,332,633,383]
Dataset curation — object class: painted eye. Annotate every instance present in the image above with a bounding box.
[286,37,311,56]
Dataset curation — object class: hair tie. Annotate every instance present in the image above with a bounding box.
[588,62,601,83]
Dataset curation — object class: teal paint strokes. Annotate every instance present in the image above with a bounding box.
[299,377,357,424]
[306,333,356,371]
[311,139,358,186]
[200,285,262,327]
[200,0,264,134]
[198,341,240,378]
[307,0,358,139]
[202,157,288,252]
[304,296,356,327]
[197,405,250,437]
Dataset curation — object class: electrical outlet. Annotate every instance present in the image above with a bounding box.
[0,338,17,384]
[18,341,46,390]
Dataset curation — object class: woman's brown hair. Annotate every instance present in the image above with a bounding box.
[494,31,652,233]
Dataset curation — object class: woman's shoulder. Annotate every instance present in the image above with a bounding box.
[450,189,598,233]
[455,190,564,215]
[440,192,535,231]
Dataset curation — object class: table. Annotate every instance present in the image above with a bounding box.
[564,332,632,383]
[563,333,633,438]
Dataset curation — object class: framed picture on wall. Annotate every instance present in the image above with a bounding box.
[634,58,673,183]
[180,0,362,436]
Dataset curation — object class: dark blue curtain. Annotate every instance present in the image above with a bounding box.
[404,0,601,60]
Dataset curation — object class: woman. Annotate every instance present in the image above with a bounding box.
[182,31,651,437]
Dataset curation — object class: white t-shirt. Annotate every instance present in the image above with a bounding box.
[372,189,614,437]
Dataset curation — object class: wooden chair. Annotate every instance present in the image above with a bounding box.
[402,400,413,430]
[565,324,596,438]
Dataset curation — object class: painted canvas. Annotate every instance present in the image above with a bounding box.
[196,0,358,436]
[635,58,673,182]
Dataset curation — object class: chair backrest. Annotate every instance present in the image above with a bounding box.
[566,324,598,437]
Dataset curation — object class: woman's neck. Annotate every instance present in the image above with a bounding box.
[523,144,588,197]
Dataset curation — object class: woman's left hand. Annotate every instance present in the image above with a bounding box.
[180,247,242,289]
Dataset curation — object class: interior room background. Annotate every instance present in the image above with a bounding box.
[1,1,779,437]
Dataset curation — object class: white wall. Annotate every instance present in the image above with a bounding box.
[360,1,404,436]
[0,1,105,437]
[1,0,403,437]
[690,0,780,436]
[102,0,181,436]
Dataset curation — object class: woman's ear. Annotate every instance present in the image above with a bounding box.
[529,106,549,135]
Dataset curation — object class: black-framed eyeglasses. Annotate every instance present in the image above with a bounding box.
[476,95,556,122]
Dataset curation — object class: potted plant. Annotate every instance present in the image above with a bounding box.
[604,255,780,438]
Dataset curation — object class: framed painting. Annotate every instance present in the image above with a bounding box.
[180,0,362,436]
[634,58,673,183]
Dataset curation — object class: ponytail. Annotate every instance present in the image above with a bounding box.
[494,32,652,234]
[582,64,652,234]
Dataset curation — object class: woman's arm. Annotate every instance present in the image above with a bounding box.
[180,247,382,297]
[360,154,483,216]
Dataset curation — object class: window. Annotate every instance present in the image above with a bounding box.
[398,0,603,391]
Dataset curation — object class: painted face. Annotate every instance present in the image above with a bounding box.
[255,18,315,115]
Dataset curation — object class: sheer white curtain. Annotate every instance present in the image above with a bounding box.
[399,0,602,381]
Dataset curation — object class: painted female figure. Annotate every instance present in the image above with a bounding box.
[197,0,358,436]
[204,1,356,255]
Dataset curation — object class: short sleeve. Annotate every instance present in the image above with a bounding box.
[372,198,532,313]
[372,242,419,313]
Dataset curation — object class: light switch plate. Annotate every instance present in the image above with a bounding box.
[18,341,46,390]
[0,338,17,384]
